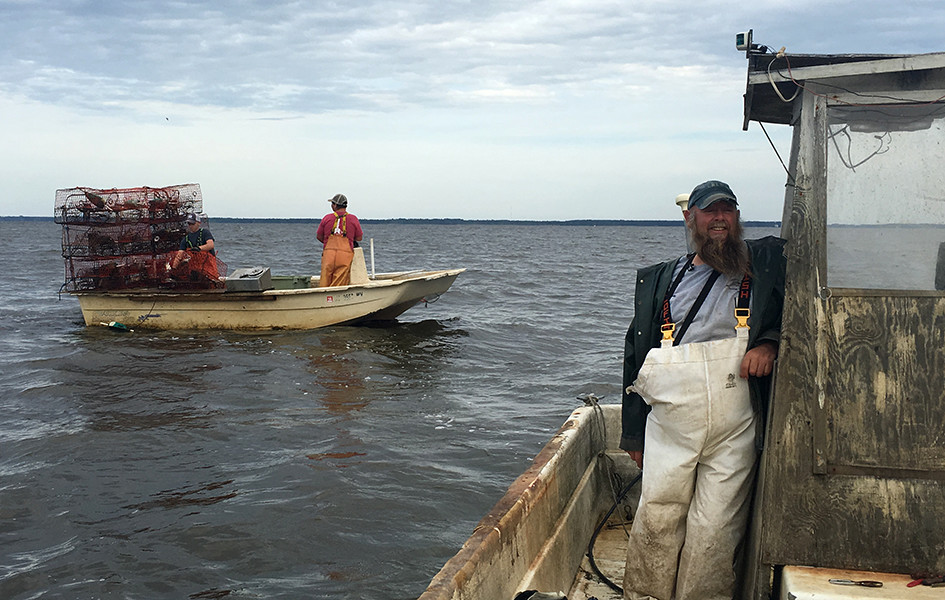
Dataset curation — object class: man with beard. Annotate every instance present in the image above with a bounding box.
[620,180,785,600]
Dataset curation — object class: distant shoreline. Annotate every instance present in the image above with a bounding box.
[1,215,782,227]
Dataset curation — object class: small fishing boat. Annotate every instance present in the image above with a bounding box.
[420,36,945,600]
[72,250,464,331]
[56,184,464,330]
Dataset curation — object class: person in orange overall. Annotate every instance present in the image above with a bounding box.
[316,194,363,287]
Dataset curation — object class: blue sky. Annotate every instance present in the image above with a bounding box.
[2,1,944,220]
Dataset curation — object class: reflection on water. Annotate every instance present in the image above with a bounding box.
[125,480,238,511]
[308,343,370,414]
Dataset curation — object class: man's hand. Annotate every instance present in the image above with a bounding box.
[628,450,643,470]
[740,341,778,378]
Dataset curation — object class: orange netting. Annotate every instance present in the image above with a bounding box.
[56,184,226,291]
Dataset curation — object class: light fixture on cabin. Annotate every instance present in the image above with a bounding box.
[735,30,753,52]
[736,29,769,55]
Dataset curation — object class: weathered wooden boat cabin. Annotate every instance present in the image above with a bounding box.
[740,39,945,597]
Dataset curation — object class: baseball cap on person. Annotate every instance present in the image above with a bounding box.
[329,194,348,207]
[687,180,738,211]
[185,213,200,224]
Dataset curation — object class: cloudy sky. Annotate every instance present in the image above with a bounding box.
[2,1,944,220]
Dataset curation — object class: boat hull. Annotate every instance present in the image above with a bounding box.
[73,269,464,330]
[418,404,636,600]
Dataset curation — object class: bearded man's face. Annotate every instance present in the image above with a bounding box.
[687,201,750,278]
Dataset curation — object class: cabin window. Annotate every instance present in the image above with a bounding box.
[826,103,945,290]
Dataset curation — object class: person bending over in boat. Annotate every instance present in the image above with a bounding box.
[170,212,215,269]
[316,194,363,287]
[620,180,785,600]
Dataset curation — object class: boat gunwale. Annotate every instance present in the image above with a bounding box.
[418,404,617,600]
[69,268,466,300]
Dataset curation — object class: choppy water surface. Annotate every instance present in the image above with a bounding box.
[0,219,777,599]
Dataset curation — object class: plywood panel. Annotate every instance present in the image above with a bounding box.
[824,296,945,474]
[754,87,945,590]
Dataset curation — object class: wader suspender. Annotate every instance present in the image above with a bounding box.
[332,212,347,236]
[660,254,753,346]
[186,230,204,250]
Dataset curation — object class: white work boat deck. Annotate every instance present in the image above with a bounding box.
[419,404,936,600]
[418,403,639,600]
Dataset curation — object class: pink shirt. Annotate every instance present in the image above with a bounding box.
[316,210,363,250]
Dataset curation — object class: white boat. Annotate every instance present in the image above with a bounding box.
[54,184,464,330]
[72,248,465,330]
[418,402,635,600]
[420,38,945,600]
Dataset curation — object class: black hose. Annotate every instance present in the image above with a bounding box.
[586,471,642,594]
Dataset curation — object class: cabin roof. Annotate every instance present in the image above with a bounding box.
[742,51,945,129]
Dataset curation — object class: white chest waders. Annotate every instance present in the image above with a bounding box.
[623,271,757,600]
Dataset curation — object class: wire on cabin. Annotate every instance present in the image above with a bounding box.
[765,53,945,110]
[758,122,796,186]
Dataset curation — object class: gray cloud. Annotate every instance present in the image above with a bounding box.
[0,1,776,115]
[3,0,945,218]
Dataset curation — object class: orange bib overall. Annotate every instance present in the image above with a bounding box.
[320,212,354,287]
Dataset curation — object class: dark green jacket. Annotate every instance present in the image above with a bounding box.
[620,236,787,452]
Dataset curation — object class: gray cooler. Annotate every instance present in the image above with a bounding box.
[225,266,273,292]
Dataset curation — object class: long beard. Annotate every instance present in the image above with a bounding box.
[689,219,750,278]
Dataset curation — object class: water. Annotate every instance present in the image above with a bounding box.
[0,219,778,599]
